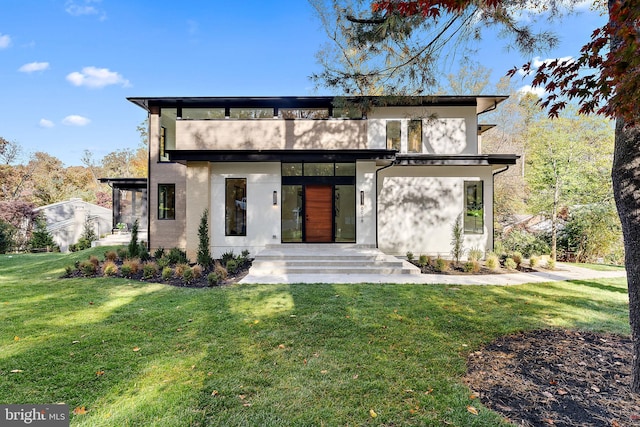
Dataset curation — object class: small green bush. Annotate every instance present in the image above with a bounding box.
[485,253,500,271]
[529,255,540,268]
[120,263,132,277]
[153,247,165,259]
[207,272,220,286]
[161,267,173,281]
[157,257,170,269]
[79,260,97,276]
[417,254,429,268]
[63,265,74,278]
[463,260,481,273]
[504,257,517,270]
[138,243,150,262]
[88,255,100,267]
[102,261,118,277]
[167,247,188,264]
[547,258,556,270]
[182,267,194,283]
[226,259,238,274]
[406,252,414,262]
[143,262,158,279]
[117,247,128,260]
[434,257,449,273]
[221,251,235,264]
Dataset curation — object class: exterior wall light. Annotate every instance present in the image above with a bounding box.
[273,190,278,206]
[360,190,365,206]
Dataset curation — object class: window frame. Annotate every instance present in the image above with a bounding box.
[157,183,175,220]
[408,119,422,153]
[463,181,484,234]
[225,178,247,236]
[386,120,401,151]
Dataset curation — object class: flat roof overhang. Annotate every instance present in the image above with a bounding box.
[98,177,147,189]
[393,153,519,166]
[165,149,397,164]
[128,95,508,115]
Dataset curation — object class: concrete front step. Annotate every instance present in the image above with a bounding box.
[246,244,421,278]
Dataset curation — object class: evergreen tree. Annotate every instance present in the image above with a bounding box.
[29,215,56,252]
[197,209,213,268]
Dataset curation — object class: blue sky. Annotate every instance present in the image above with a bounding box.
[0,0,606,166]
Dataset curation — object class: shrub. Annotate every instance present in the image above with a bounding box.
[128,220,140,258]
[143,262,158,279]
[120,263,132,277]
[76,217,97,251]
[463,260,481,273]
[241,249,250,258]
[226,259,238,275]
[406,251,414,262]
[192,264,203,279]
[102,261,118,277]
[153,247,165,259]
[214,261,228,280]
[174,263,189,278]
[161,267,173,281]
[529,255,540,268]
[547,258,556,270]
[117,247,128,260]
[104,250,118,262]
[138,243,150,262]
[79,260,97,276]
[417,254,430,268]
[157,257,170,269]
[500,229,550,258]
[467,247,483,262]
[485,253,500,271]
[504,257,517,270]
[221,251,235,264]
[450,214,464,265]
[434,257,449,273]
[88,255,100,267]
[63,265,74,278]
[207,272,220,286]
[122,259,141,277]
[510,251,523,267]
[0,220,15,254]
[167,247,188,264]
[182,267,194,283]
[28,215,56,252]
[197,209,213,269]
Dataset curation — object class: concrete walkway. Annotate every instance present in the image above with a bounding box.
[239,262,627,285]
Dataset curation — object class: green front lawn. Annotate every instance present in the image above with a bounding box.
[0,248,630,426]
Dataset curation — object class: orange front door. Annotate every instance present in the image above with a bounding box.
[305,185,333,242]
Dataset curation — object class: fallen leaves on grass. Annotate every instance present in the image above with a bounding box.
[73,406,87,415]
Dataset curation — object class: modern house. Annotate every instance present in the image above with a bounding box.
[34,198,111,252]
[127,96,517,261]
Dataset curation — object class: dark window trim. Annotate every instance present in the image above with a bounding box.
[463,180,484,235]
[225,178,247,237]
[157,183,176,220]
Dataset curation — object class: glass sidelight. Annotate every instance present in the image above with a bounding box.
[282,185,303,242]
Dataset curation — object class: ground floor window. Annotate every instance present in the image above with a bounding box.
[226,178,246,236]
[158,184,175,220]
[464,181,484,234]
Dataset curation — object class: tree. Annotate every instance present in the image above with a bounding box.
[29,214,57,252]
[197,209,213,268]
[311,0,640,391]
[525,104,614,261]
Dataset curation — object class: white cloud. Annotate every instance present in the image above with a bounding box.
[518,85,546,97]
[39,119,55,128]
[19,62,50,73]
[65,0,107,20]
[66,66,130,88]
[62,115,91,126]
[0,33,11,49]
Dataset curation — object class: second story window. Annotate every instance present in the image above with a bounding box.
[408,119,422,153]
[158,184,175,220]
[159,126,169,162]
[386,120,401,151]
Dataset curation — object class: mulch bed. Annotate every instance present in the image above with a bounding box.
[465,329,640,426]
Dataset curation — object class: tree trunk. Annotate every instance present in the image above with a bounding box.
[612,119,640,393]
